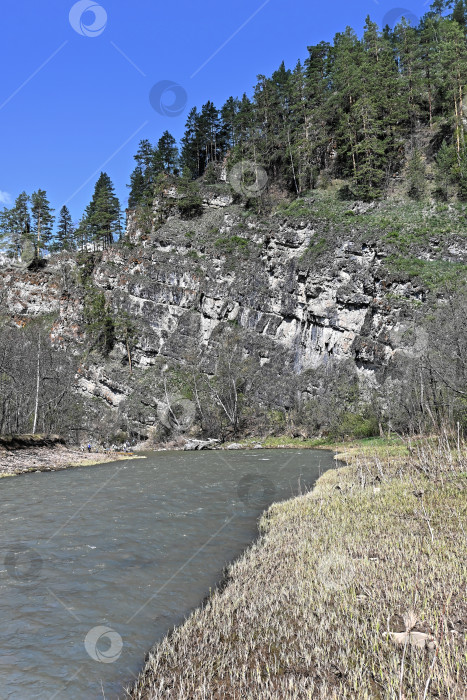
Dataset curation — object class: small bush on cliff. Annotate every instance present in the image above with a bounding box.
[83,286,115,355]
[177,172,203,219]
[76,252,101,285]
[203,162,218,184]
[178,190,204,219]
[214,235,249,255]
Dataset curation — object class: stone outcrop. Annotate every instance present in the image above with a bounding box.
[0,196,461,436]
[183,439,220,451]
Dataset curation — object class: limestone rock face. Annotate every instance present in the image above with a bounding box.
[0,200,455,433]
[1,266,62,317]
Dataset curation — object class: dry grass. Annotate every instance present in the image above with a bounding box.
[127,435,467,699]
[67,453,146,468]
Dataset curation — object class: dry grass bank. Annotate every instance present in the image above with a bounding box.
[128,435,467,700]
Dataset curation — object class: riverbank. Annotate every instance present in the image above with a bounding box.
[128,435,467,699]
[0,431,328,477]
[0,436,144,477]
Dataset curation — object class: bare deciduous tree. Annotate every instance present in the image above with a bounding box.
[0,320,80,437]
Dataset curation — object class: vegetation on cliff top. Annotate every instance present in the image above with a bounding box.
[3,1,467,259]
[125,2,467,204]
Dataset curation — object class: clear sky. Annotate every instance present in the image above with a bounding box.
[0,0,426,224]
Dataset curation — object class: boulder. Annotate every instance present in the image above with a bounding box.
[183,439,220,451]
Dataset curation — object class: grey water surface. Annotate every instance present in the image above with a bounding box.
[0,448,335,699]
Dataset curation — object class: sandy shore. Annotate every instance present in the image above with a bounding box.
[0,445,144,478]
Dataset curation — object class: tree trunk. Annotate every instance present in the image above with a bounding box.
[32,334,41,434]
[126,336,133,373]
[287,127,300,195]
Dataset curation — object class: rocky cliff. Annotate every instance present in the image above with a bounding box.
[1,191,463,439]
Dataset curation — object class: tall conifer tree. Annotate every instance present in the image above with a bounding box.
[54,205,75,252]
[31,190,54,257]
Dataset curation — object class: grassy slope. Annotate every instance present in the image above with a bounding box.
[128,437,466,699]
[276,189,466,291]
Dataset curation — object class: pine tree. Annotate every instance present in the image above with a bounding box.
[1,192,32,260]
[83,286,115,354]
[253,63,293,185]
[180,102,225,176]
[355,19,396,197]
[198,101,224,171]
[407,148,427,199]
[83,173,121,250]
[453,151,467,199]
[419,15,442,129]
[30,190,54,258]
[0,206,19,259]
[452,0,467,30]
[393,20,425,135]
[221,96,241,150]
[127,139,162,208]
[177,169,203,219]
[0,207,11,252]
[128,166,146,209]
[75,214,92,252]
[54,205,75,252]
[157,131,179,173]
[438,17,467,163]
[181,108,202,177]
[330,27,364,186]
[302,43,332,190]
[236,94,255,150]
[434,140,456,199]
[1,199,26,261]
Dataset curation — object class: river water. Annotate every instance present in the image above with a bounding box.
[0,448,335,699]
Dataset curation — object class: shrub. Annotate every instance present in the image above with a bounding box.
[178,191,203,219]
[333,412,380,439]
[214,235,249,254]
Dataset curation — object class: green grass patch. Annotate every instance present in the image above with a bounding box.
[238,435,332,449]
[214,235,250,255]
[236,434,407,454]
[386,256,466,290]
[276,191,467,248]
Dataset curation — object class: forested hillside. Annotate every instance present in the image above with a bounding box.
[129,0,467,205]
[0,0,465,446]
[3,1,467,257]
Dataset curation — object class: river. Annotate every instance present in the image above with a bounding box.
[0,448,335,699]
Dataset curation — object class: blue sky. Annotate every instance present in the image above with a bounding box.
[0,0,427,224]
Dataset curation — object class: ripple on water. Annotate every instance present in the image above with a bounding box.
[0,448,335,699]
